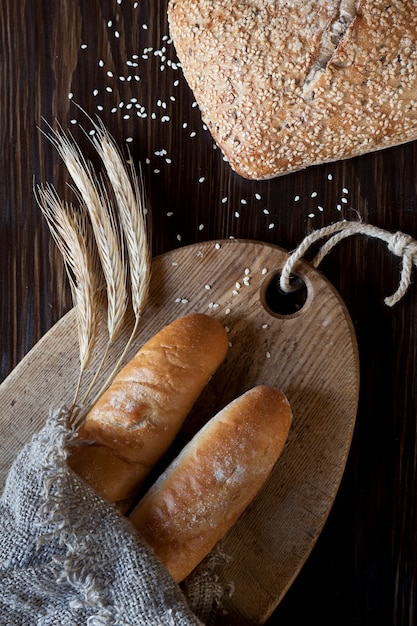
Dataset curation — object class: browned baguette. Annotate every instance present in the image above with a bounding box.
[69,313,229,503]
[168,0,417,180]
[129,385,292,582]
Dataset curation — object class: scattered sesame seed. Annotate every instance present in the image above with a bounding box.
[262,323,269,329]
[205,284,211,290]
[294,195,300,201]
[262,268,268,275]
[255,193,261,200]
[198,176,205,183]
[80,43,87,50]
[311,191,318,198]
[342,188,349,194]
[328,174,333,180]
[225,308,231,314]
[268,223,275,229]
[215,243,221,250]
[266,351,271,359]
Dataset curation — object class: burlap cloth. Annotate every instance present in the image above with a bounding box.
[0,409,232,625]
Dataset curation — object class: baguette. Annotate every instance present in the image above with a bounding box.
[168,0,417,180]
[69,313,229,503]
[129,385,292,582]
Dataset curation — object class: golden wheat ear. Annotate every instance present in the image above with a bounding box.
[36,121,151,423]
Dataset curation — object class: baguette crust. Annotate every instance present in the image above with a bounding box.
[69,313,229,502]
[168,0,417,180]
[129,385,292,582]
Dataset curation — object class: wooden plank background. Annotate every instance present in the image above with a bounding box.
[0,1,416,624]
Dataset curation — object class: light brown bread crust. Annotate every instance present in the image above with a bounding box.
[129,385,292,582]
[69,313,229,502]
[168,0,417,180]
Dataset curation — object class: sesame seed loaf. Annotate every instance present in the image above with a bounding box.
[168,0,417,180]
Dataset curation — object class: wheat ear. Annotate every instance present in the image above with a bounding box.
[35,184,101,407]
[46,126,128,347]
[75,126,152,417]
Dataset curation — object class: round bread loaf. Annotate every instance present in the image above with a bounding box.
[69,313,229,503]
[129,385,292,582]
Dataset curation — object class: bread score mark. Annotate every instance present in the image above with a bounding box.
[303,0,359,98]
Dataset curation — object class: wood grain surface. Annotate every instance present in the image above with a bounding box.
[1,2,416,625]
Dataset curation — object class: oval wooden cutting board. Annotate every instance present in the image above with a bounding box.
[0,240,359,624]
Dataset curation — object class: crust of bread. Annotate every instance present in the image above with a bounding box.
[129,385,292,582]
[168,0,417,180]
[69,313,229,502]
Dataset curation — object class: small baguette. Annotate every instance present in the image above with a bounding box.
[168,0,417,180]
[129,385,292,582]
[69,313,229,503]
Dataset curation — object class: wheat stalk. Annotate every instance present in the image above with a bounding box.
[46,126,128,346]
[83,126,152,411]
[35,184,101,406]
[38,121,151,426]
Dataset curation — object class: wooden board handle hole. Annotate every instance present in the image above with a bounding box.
[261,271,308,318]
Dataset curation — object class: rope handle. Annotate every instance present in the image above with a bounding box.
[280,220,417,307]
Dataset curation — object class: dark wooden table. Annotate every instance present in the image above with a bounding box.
[1,2,416,624]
